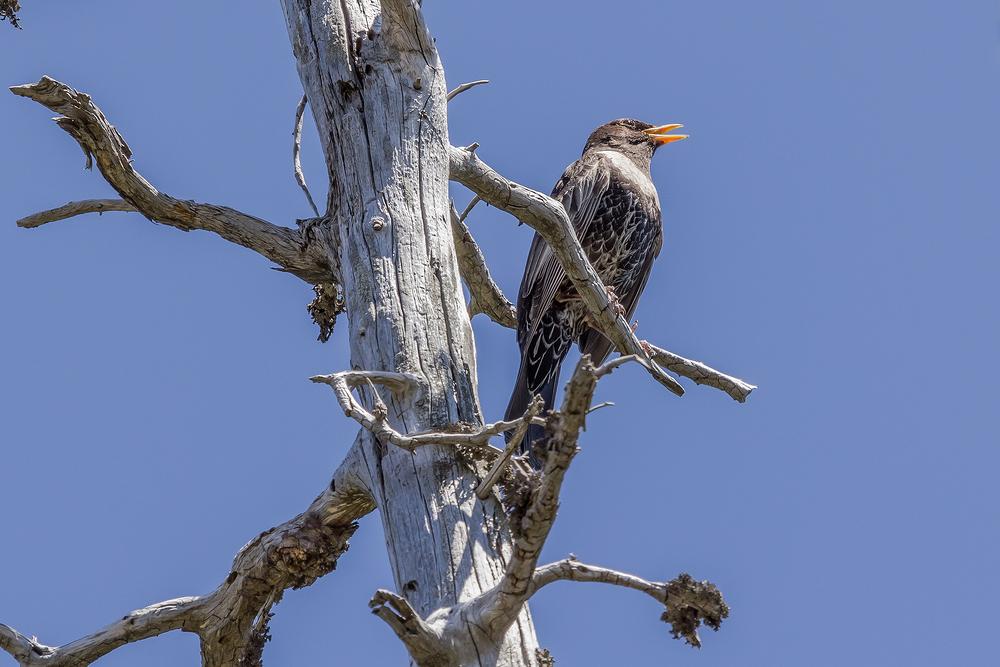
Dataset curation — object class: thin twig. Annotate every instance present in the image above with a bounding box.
[446,79,489,101]
[475,395,544,500]
[459,195,481,223]
[311,370,540,453]
[17,199,138,227]
[293,93,321,217]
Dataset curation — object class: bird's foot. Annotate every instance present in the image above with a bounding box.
[640,339,655,357]
[605,285,626,316]
[631,319,639,333]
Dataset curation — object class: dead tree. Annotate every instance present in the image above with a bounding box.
[0,2,753,665]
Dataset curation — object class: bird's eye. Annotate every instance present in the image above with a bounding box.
[624,119,635,128]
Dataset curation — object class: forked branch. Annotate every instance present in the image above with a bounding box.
[365,355,728,662]
[647,343,756,402]
[310,370,541,454]
[10,76,338,285]
[0,441,375,667]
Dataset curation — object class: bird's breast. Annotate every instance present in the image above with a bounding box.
[593,150,660,210]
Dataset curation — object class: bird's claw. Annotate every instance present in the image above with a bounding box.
[606,286,626,316]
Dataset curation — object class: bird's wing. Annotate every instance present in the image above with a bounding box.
[577,228,661,364]
[516,155,612,348]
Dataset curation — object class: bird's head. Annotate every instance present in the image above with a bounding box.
[582,118,687,167]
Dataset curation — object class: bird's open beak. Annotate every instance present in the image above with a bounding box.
[643,124,688,146]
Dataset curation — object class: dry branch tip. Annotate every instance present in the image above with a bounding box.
[446,79,489,101]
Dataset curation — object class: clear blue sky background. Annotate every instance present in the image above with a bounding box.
[2,1,998,665]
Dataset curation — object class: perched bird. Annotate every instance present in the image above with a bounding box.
[504,118,687,467]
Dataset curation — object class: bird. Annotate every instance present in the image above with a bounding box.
[504,118,687,468]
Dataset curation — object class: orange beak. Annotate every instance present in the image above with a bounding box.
[642,123,688,146]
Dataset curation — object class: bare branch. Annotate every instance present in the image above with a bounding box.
[647,343,756,402]
[310,370,542,454]
[352,356,728,659]
[0,623,45,664]
[530,560,729,648]
[10,76,338,285]
[459,195,481,222]
[476,395,544,500]
[16,199,137,227]
[449,144,685,397]
[450,200,518,328]
[447,79,489,101]
[293,93,321,217]
[587,401,615,414]
[480,355,613,634]
[0,442,375,667]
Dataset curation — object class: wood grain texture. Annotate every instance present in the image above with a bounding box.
[280,0,538,663]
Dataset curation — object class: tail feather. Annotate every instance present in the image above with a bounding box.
[505,309,574,469]
[505,364,560,469]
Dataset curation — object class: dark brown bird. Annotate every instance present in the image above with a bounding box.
[504,118,687,467]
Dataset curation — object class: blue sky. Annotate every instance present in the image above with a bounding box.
[2,1,998,665]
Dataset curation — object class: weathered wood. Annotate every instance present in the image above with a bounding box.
[9,77,338,286]
[0,440,375,667]
[450,199,518,328]
[279,0,539,663]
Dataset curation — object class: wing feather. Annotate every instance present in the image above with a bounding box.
[516,154,612,348]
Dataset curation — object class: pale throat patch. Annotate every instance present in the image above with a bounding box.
[594,150,660,208]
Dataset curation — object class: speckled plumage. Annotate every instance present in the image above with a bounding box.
[505,119,672,467]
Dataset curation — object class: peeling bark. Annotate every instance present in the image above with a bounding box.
[280,0,538,663]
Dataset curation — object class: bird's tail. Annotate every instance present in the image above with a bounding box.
[505,315,574,469]
[504,363,560,470]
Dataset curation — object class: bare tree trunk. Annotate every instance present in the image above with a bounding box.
[280,0,539,663]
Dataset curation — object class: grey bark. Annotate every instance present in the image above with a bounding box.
[279,0,539,663]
